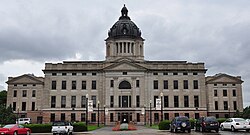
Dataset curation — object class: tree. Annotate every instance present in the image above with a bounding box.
[0,105,16,124]
[0,90,7,106]
[242,106,250,119]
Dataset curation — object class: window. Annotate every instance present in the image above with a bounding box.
[92,73,96,76]
[110,113,114,122]
[61,96,66,108]
[154,96,158,107]
[22,90,27,97]
[62,73,67,76]
[50,113,55,122]
[91,96,97,108]
[193,72,198,75]
[13,90,17,97]
[136,95,140,107]
[110,96,114,107]
[183,80,188,89]
[62,81,66,90]
[136,80,140,87]
[195,113,199,119]
[153,72,158,75]
[232,84,236,86]
[215,101,218,110]
[223,90,227,96]
[215,114,219,118]
[32,90,36,97]
[123,72,127,75]
[52,73,57,76]
[214,90,218,96]
[164,96,169,107]
[214,84,217,86]
[163,72,168,75]
[91,113,96,122]
[119,81,131,89]
[185,113,189,118]
[14,84,17,86]
[183,72,188,75]
[81,96,86,108]
[164,113,169,120]
[174,96,179,107]
[173,80,178,89]
[233,89,236,96]
[72,81,76,89]
[32,84,36,86]
[72,73,77,76]
[194,96,199,107]
[137,113,140,122]
[71,96,76,108]
[51,96,56,108]
[13,102,16,111]
[174,113,179,117]
[193,80,199,89]
[163,80,168,89]
[71,113,76,122]
[184,96,189,107]
[61,113,65,121]
[82,81,86,89]
[233,101,237,110]
[82,73,87,76]
[52,81,56,90]
[31,102,35,111]
[23,84,27,86]
[92,80,96,89]
[22,102,26,111]
[81,113,86,121]
[120,43,122,53]
[153,80,158,89]
[154,113,159,122]
[223,84,227,86]
[110,80,114,88]
[224,101,228,110]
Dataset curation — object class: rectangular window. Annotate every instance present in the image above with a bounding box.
[22,102,26,111]
[223,90,227,96]
[71,113,76,122]
[214,84,217,86]
[110,96,114,108]
[72,73,77,76]
[120,43,122,53]
[52,73,57,76]
[91,113,96,122]
[92,80,96,89]
[61,113,65,121]
[173,80,178,89]
[164,96,169,107]
[51,96,56,108]
[183,80,188,89]
[31,102,35,111]
[82,73,86,76]
[81,113,86,122]
[223,84,227,86]
[110,113,114,122]
[195,113,199,119]
[163,72,168,75]
[136,95,140,107]
[153,80,158,89]
[13,90,17,97]
[183,72,188,75]
[91,96,97,108]
[215,101,218,110]
[110,80,114,87]
[185,113,189,118]
[13,102,16,111]
[22,90,27,97]
[72,81,76,90]
[154,96,158,107]
[128,43,130,53]
[193,72,198,75]
[224,101,228,110]
[164,113,169,120]
[233,101,237,110]
[92,73,97,76]
[214,90,218,96]
[137,113,140,122]
[81,96,86,108]
[154,113,159,122]
[163,80,168,89]
[123,72,127,75]
[174,113,179,117]
[50,113,55,122]
[233,89,236,96]
[52,81,56,90]
[62,73,67,76]
[174,96,179,107]
[193,80,198,89]
[136,80,140,87]
[194,96,199,107]
[62,81,66,90]
[82,81,86,90]
[61,96,66,108]
[184,96,189,107]
[71,96,76,108]
[124,42,126,53]
[32,90,36,97]
[173,72,178,75]
[153,72,158,75]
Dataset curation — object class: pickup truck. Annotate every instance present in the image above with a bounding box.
[51,121,73,135]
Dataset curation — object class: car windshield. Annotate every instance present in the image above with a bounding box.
[234,118,246,122]
[53,122,66,126]
[3,124,15,128]
[205,117,217,122]
[177,117,189,121]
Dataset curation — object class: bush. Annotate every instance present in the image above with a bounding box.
[23,124,52,133]
[158,120,170,130]
[189,118,196,129]
[217,118,227,125]
[73,122,87,132]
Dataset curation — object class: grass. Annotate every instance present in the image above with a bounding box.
[145,124,159,129]
[87,124,104,131]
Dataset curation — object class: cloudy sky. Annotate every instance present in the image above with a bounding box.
[0,0,250,106]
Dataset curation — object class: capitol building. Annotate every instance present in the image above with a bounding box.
[6,5,243,125]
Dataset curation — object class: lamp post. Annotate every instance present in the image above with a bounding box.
[17,107,19,125]
[97,100,100,127]
[86,94,89,131]
[104,105,106,126]
[144,104,146,125]
[160,92,163,121]
[150,99,152,126]
[228,106,230,118]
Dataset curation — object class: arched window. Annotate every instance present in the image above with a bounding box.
[119,80,131,89]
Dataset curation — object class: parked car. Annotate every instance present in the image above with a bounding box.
[51,121,73,135]
[16,118,31,124]
[220,118,250,132]
[0,124,31,135]
[246,119,250,124]
[170,116,191,133]
[195,116,219,132]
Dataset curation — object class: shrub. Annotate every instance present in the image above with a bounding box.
[23,124,52,133]
[73,122,87,132]
[217,118,227,125]
[158,120,170,130]
[189,118,196,129]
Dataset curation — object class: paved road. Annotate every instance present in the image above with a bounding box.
[33,126,250,135]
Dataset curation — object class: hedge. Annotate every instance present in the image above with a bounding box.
[217,118,227,125]
[72,122,87,132]
[23,124,52,133]
[158,120,170,130]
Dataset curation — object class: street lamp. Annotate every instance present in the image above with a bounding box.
[104,105,106,126]
[97,100,100,127]
[144,104,146,125]
[160,92,163,121]
[150,99,152,126]
[17,107,19,125]
[228,106,230,118]
[86,94,89,131]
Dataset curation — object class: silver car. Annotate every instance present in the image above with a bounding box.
[220,118,250,132]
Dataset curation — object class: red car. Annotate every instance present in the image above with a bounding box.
[0,124,31,135]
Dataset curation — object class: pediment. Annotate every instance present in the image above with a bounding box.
[6,74,43,84]
[206,74,243,84]
[104,61,147,71]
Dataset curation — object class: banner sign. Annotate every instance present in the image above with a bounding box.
[156,99,161,110]
[141,108,145,115]
[88,100,93,112]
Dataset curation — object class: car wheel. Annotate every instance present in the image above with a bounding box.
[221,125,224,131]
[231,126,236,132]
[14,131,18,135]
[174,127,178,133]
[246,129,249,132]
[201,127,205,132]
[26,130,30,135]
[188,129,191,133]
[216,129,219,133]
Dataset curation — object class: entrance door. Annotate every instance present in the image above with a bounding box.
[121,113,129,123]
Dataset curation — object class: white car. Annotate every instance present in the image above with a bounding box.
[220,118,250,132]
[51,121,73,135]
[16,118,31,124]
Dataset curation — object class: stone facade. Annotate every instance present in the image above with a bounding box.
[6,5,244,125]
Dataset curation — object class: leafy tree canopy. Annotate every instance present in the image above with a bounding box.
[0,90,7,106]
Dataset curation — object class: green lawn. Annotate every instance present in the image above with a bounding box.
[87,124,104,131]
[145,124,158,129]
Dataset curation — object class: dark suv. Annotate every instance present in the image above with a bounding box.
[170,116,191,133]
[195,116,219,133]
